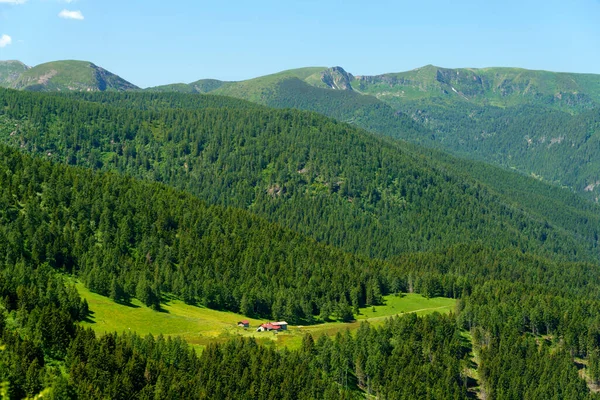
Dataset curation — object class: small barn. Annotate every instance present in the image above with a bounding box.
[237,320,250,328]
[271,321,288,330]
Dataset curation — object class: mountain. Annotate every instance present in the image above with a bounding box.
[0,60,30,87]
[20,61,600,199]
[145,67,327,97]
[9,60,138,92]
[146,64,600,112]
[351,66,600,199]
[147,67,432,144]
[155,65,600,199]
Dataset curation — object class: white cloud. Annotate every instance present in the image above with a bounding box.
[0,0,27,4]
[0,34,12,48]
[58,9,83,20]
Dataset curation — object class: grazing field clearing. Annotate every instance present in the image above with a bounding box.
[76,282,455,351]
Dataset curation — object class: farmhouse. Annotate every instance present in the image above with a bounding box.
[256,321,288,332]
[237,320,249,328]
[256,323,280,332]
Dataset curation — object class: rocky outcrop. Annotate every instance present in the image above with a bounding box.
[321,66,354,90]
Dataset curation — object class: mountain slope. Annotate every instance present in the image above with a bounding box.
[1,88,598,264]
[323,66,600,198]
[0,60,29,87]
[0,143,393,321]
[402,101,600,197]
[159,64,600,199]
[10,60,138,92]
[144,67,430,144]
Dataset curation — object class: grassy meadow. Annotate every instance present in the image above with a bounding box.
[76,281,456,351]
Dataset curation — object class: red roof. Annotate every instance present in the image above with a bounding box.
[261,323,281,330]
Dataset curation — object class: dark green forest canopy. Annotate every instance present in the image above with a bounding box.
[404,142,600,246]
[59,90,600,250]
[0,88,598,264]
[59,90,263,112]
[1,89,600,399]
[0,144,391,320]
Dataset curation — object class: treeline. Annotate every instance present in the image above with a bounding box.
[0,88,597,263]
[61,90,260,112]
[63,313,470,399]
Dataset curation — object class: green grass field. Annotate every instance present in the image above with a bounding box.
[76,282,455,351]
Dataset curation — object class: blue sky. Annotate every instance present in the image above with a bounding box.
[0,0,599,88]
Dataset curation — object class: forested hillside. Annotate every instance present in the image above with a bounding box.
[398,100,600,197]
[145,67,432,144]
[66,91,600,244]
[1,145,600,398]
[151,64,600,199]
[0,144,474,398]
[0,144,397,322]
[1,89,598,264]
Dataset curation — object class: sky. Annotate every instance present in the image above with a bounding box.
[0,0,599,88]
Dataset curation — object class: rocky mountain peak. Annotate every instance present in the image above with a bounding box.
[321,66,354,90]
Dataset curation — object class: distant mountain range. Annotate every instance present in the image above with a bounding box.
[147,64,600,109]
[7,60,598,107]
[3,59,600,199]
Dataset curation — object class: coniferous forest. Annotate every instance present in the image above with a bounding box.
[1,85,600,399]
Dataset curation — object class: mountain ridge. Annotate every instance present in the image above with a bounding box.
[6,58,600,102]
[4,59,600,199]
